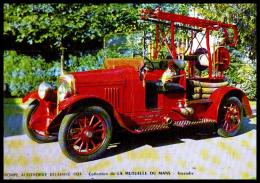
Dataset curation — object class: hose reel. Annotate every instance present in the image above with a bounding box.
[214,47,230,72]
[190,80,228,99]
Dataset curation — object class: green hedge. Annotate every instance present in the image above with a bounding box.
[225,63,256,101]
[3,50,103,97]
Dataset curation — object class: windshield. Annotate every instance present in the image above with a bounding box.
[104,31,144,58]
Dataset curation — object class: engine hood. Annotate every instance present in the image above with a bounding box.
[70,67,133,86]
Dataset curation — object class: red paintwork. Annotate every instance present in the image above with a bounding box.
[22,91,39,103]
[29,100,57,132]
[23,7,252,136]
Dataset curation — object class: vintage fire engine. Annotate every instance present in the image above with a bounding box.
[23,7,252,162]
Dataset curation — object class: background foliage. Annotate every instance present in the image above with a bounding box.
[3,3,256,100]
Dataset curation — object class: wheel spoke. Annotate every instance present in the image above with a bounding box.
[73,137,82,146]
[78,119,84,130]
[79,141,84,151]
[92,120,102,129]
[90,139,97,149]
[89,115,95,127]
[85,141,89,153]
[84,116,88,128]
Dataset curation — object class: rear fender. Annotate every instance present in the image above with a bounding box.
[207,86,252,121]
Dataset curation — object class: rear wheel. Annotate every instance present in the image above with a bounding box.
[217,96,243,137]
[58,106,112,162]
[23,102,58,143]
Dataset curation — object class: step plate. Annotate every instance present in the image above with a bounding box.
[135,123,170,133]
[134,119,216,133]
[173,119,216,127]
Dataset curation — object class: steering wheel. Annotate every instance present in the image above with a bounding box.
[139,57,155,81]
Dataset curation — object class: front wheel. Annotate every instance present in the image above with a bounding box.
[58,106,112,162]
[217,96,243,137]
[23,102,58,143]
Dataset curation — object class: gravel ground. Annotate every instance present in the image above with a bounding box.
[4,115,256,180]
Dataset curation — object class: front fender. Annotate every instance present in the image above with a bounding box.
[53,94,136,134]
[58,94,113,112]
[22,91,40,104]
[207,86,252,120]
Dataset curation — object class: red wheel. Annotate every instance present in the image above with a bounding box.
[59,106,112,162]
[217,97,243,137]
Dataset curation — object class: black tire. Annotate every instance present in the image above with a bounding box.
[217,96,243,137]
[58,106,113,162]
[23,102,58,143]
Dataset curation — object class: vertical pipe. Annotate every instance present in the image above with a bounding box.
[206,29,212,79]
[60,47,65,76]
[212,43,215,77]
[170,22,176,59]
[216,45,219,77]
[154,24,159,59]
[189,31,194,78]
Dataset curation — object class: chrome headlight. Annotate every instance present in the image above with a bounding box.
[38,82,53,100]
[58,74,75,102]
[58,82,72,101]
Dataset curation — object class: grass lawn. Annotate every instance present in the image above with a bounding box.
[4,98,23,104]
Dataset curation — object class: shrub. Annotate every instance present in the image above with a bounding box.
[66,53,102,72]
[3,50,104,97]
[4,51,52,97]
[225,63,256,100]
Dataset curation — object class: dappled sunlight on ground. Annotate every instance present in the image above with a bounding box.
[4,116,256,179]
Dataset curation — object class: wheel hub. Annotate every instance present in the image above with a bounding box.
[85,131,93,138]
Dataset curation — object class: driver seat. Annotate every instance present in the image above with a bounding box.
[156,81,185,93]
[156,59,186,93]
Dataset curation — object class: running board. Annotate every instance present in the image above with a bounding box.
[134,123,170,133]
[134,119,216,133]
[173,119,216,127]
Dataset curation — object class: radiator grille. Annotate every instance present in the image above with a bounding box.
[105,88,120,108]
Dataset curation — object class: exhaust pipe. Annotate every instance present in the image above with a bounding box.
[164,116,173,125]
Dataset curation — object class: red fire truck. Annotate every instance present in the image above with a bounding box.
[23,7,252,162]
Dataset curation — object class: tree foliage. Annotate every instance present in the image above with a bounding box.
[4,3,190,51]
[4,4,140,49]
[194,3,256,64]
